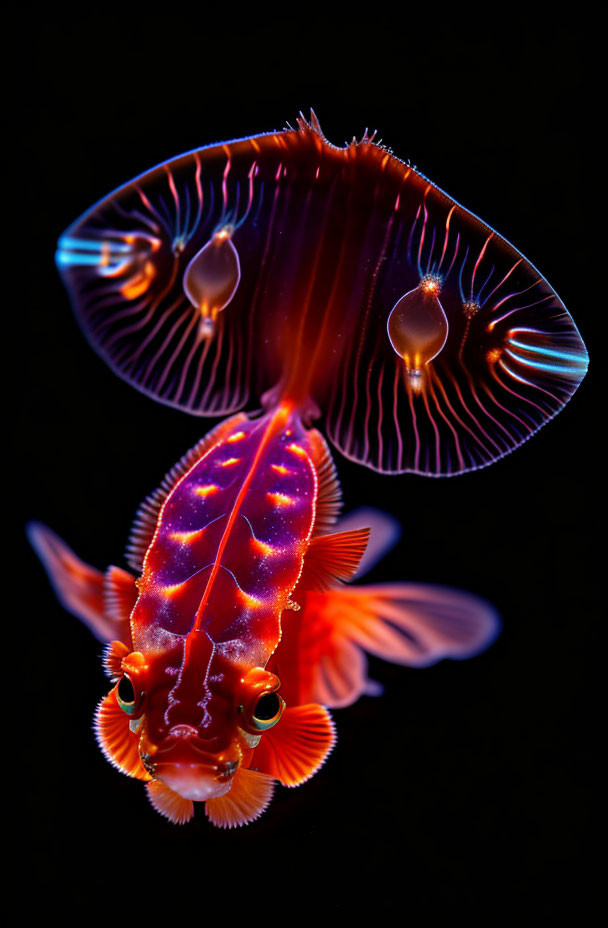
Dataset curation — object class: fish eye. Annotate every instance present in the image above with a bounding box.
[251,691,285,731]
[116,675,142,715]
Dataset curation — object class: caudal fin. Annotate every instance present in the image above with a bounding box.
[56,116,586,475]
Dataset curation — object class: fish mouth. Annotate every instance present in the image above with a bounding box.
[154,761,236,801]
[140,724,241,800]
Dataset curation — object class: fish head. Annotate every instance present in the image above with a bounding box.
[97,642,284,803]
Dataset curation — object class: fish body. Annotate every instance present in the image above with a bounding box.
[28,407,495,826]
[29,113,587,826]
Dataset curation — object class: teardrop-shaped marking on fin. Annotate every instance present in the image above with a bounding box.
[387,274,448,391]
[183,225,241,338]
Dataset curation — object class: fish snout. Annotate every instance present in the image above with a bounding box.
[154,761,235,801]
[152,735,242,801]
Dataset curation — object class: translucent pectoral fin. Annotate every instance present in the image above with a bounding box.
[251,705,336,787]
[333,507,402,578]
[298,527,370,591]
[94,688,151,781]
[276,583,500,708]
[27,522,134,644]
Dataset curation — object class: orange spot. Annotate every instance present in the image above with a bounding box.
[238,589,265,609]
[227,431,246,443]
[220,457,240,467]
[120,261,156,299]
[162,581,187,597]
[487,348,502,364]
[287,443,307,458]
[170,528,206,544]
[195,484,219,497]
[267,492,295,507]
[420,274,441,295]
[271,464,290,475]
[251,537,279,557]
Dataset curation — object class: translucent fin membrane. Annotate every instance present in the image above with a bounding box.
[57,115,587,472]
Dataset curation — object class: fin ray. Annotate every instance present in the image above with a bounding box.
[275,583,500,708]
[205,767,275,828]
[252,705,336,787]
[146,780,194,824]
[27,522,128,643]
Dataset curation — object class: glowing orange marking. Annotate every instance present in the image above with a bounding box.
[170,528,206,544]
[220,457,240,467]
[250,537,279,557]
[237,589,265,609]
[271,464,290,475]
[121,261,156,300]
[487,348,502,363]
[162,582,188,597]
[421,275,441,295]
[195,484,219,497]
[188,404,292,644]
[227,431,246,443]
[267,492,295,507]
[287,443,306,458]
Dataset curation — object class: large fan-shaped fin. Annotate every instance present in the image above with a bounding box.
[57,116,587,473]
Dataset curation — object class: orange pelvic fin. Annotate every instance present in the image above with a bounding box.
[27,521,131,644]
[252,705,336,787]
[299,527,370,591]
[205,768,275,829]
[276,583,500,709]
[94,687,151,781]
[146,780,194,825]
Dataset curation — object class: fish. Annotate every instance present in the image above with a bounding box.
[29,112,587,826]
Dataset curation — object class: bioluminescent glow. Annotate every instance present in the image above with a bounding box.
[30,112,586,827]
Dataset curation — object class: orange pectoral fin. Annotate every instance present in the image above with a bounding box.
[94,688,151,781]
[298,527,370,591]
[27,522,135,645]
[104,565,138,628]
[276,583,500,709]
[333,507,401,579]
[205,768,275,828]
[251,705,336,787]
[146,780,194,824]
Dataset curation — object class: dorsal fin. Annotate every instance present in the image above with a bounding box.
[297,527,370,592]
[125,413,248,571]
[307,429,342,536]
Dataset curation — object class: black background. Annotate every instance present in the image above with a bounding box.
[21,12,598,917]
